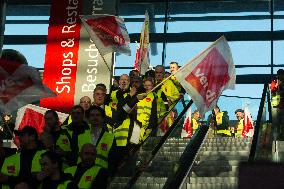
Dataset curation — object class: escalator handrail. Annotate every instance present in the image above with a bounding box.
[162,124,209,189]
[123,99,193,189]
[248,83,269,161]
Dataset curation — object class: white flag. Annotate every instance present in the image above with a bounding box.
[80,14,131,56]
[175,36,236,115]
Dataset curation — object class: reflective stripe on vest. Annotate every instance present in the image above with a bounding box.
[114,118,130,146]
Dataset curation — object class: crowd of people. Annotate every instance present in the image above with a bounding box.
[0,49,186,189]
[0,49,279,188]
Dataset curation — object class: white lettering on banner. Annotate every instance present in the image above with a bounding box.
[92,0,103,13]
[193,68,216,104]
[82,39,99,92]
[55,0,78,94]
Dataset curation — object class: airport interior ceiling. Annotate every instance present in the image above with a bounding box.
[3,0,284,84]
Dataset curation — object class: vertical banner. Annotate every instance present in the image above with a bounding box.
[40,0,82,113]
[41,0,117,112]
[74,0,117,105]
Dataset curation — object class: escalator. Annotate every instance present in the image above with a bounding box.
[108,83,272,189]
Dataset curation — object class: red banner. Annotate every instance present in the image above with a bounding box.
[40,0,83,113]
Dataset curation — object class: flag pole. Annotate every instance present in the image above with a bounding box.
[96,48,111,72]
[145,35,226,95]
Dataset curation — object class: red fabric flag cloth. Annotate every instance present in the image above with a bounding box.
[134,48,140,72]
[80,14,131,56]
[15,104,69,134]
[181,107,192,138]
[175,36,236,115]
[137,11,150,75]
[0,59,56,114]
[242,106,254,137]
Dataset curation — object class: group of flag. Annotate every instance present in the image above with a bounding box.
[0,11,241,135]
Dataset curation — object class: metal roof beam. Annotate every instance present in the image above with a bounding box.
[4,30,284,45]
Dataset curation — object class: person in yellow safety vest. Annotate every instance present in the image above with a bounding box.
[64,143,108,189]
[207,106,231,136]
[192,110,202,135]
[77,106,117,174]
[154,65,180,122]
[109,74,130,110]
[33,151,77,189]
[169,62,184,93]
[62,105,90,166]
[0,126,45,189]
[271,69,284,108]
[40,110,72,168]
[137,77,158,142]
[234,109,245,137]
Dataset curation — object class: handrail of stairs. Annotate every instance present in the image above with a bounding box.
[162,124,209,189]
[122,99,194,189]
[248,83,269,161]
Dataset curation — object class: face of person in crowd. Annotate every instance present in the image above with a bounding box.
[80,144,96,166]
[71,107,84,123]
[79,96,92,111]
[44,112,58,129]
[88,109,104,126]
[40,155,58,176]
[112,78,119,88]
[235,111,244,120]
[131,78,142,89]
[119,74,130,91]
[93,89,106,106]
[213,107,220,115]
[144,80,154,92]
[170,63,179,73]
[193,111,201,120]
[155,66,165,82]
[19,133,34,149]
[40,132,54,150]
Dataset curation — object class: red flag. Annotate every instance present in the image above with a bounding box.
[242,106,254,137]
[181,107,192,138]
[175,36,236,115]
[80,14,131,56]
[134,47,140,72]
[15,104,69,134]
[0,59,56,113]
